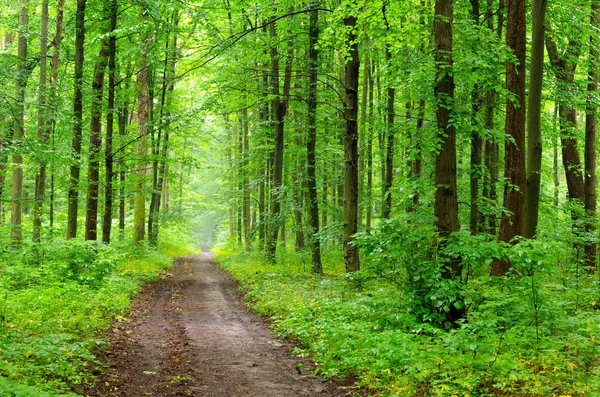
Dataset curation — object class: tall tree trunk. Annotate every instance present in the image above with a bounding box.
[482,0,504,235]
[33,0,49,243]
[433,0,460,252]
[265,19,292,264]
[306,8,322,273]
[47,0,64,236]
[546,37,584,229]
[491,0,526,276]
[524,0,548,239]
[102,0,118,244]
[469,0,482,235]
[133,7,150,245]
[67,0,87,240]
[382,45,395,219]
[366,61,374,230]
[85,5,111,241]
[433,0,463,322]
[242,107,251,249]
[11,0,30,248]
[584,2,599,268]
[343,12,360,273]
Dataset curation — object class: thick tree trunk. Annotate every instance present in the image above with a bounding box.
[11,1,30,248]
[524,0,548,239]
[491,0,526,276]
[366,61,374,230]
[546,37,584,216]
[433,0,460,247]
[265,20,292,264]
[66,0,87,240]
[102,0,118,244]
[482,0,504,235]
[33,0,48,243]
[306,8,322,273]
[343,13,360,273]
[85,7,111,241]
[433,0,462,321]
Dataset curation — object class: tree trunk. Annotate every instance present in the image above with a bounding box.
[265,20,293,264]
[306,8,322,273]
[382,44,395,219]
[102,0,118,244]
[491,0,526,276]
[482,0,504,235]
[85,6,111,241]
[343,13,360,273]
[433,0,460,247]
[33,0,48,243]
[133,7,150,245]
[47,0,64,236]
[66,0,87,240]
[11,0,30,248]
[545,37,584,214]
[524,0,548,239]
[469,0,482,235]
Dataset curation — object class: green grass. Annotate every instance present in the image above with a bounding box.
[0,227,198,396]
[215,244,600,397]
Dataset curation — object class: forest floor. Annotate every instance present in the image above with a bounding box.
[82,250,349,397]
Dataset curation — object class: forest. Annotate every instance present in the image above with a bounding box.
[1,0,600,395]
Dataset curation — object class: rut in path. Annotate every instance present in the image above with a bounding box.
[85,252,348,397]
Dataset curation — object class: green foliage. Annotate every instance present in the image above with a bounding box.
[217,233,600,396]
[0,239,173,395]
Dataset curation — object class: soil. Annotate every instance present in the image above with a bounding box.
[82,251,351,397]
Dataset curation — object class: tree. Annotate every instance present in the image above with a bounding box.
[66,0,87,240]
[33,0,49,243]
[342,8,360,273]
[133,6,150,245]
[491,0,526,277]
[85,4,111,241]
[306,7,322,274]
[524,0,548,239]
[11,0,30,248]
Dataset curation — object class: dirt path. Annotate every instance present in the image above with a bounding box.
[84,252,348,397]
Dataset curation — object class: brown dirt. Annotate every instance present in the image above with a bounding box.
[82,252,351,397]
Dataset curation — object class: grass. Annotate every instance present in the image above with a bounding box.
[215,243,600,396]
[0,224,198,396]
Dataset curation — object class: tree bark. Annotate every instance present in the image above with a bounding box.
[433,0,460,246]
[524,0,548,239]
[102,0,118,244]
[545,36,584,213]
[133,7,150,245]
[469,0,482,235]
[11,0,30,248]
[85,5,111,241]
[343,12,360,273]
[33,0,49,243]
[305,9,322,273]
[382,45,395,219]
[491,0,526,276]
[265,19,293,264]
[66,0,87,240]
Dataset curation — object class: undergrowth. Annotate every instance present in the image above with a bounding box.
[215,234,600,396]
[0,223,197,396]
